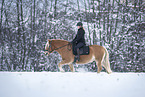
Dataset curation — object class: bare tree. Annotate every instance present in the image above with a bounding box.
[0,0,5,66]
[17,0,20,35]
[91,0,97,44]
[107,0,111,44]
[20,0,24,31]
[84,0,91,45]
[50,0,53,11]
[33,0,36,46]
[77,0,80,12]
[0,0,4,31]
[20,0,26,70]
[54,0,57,19]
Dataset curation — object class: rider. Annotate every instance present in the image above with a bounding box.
[72,22,86,62]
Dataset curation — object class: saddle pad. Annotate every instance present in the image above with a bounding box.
[73,46,90,55]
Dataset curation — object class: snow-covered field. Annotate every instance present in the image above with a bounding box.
[0,72,145,97]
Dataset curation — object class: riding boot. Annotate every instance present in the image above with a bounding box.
[76,48,80,62]
[74,48,80,63]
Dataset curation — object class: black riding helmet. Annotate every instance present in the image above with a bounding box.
[76,22,83,26]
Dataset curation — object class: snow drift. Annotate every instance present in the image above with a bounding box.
[0,72,145,97]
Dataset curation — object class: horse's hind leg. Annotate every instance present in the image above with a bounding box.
[96,60,102,73]
[69,63,74,72]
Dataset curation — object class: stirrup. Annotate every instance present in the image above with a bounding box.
[74,55,80,63]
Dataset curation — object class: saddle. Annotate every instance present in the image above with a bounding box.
[72,46,90,55]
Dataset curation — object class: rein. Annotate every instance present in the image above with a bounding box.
[45,40,72,53]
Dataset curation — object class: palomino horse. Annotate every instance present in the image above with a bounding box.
[45,39,112,74]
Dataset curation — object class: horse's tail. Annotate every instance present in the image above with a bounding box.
[102,47,112,74]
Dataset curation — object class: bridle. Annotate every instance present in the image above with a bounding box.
[45,40,72,54]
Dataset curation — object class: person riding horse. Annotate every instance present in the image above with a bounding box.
[44,22,112,73]
[72,22,86,62]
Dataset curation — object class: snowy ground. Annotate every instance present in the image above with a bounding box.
[0,72,145,97]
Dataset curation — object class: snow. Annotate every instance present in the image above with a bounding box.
[0,72,145,97]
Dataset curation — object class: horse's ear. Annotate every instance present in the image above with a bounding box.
[48,39,51,42]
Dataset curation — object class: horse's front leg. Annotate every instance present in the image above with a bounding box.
[69,63,75,72]
[58,61,65,72]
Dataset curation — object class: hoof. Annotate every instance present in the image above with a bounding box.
[60,70,65,73]
[107,71,112,74]
[97,71,101,73]
[107,70,112,74]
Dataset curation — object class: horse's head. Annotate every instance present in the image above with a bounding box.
[44,39,51,56]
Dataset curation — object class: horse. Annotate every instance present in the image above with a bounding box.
[44,39,112,74]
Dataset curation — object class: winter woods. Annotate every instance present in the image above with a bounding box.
[0,0,145,72]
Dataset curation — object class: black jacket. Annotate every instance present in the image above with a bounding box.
[72,27,86,45]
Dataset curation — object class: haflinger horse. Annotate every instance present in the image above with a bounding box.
[45,39,112,74]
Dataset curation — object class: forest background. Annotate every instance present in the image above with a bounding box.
[0,0,145,72]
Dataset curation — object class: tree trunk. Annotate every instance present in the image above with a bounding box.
[50,0,53,11]
[20,0,25,70]
[20,0,24,31]
[0,0,4,32]
[84,0,91,45]
[98,1,102,46]
[92,0,97,44]
[44,0,48,39]
[134,0,137,21]
[54,0,57,19]
[0,0,5,66]
[17,0,20,40]
[65,0,68,14]
[64,0,68,21]
[77,0,80,12]
[16,0,21,71]
[33,0,36,46]
[31,1,33,35]
[103,0,106,45]
[107,0,111,44]
[110,0,115,49]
